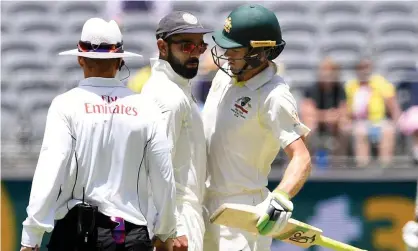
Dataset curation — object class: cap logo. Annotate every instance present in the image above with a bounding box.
[182,13,198,24]
[224,17,232,33]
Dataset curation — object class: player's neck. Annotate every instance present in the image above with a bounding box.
[83,70,117,79]
[236,62,269,82]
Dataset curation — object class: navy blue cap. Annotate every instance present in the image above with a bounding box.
[156,11,212,39]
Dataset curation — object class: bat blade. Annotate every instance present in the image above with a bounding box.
[210,203,367,250]
[209,203,321,248]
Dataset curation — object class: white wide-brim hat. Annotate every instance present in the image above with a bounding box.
[59,17,142,59]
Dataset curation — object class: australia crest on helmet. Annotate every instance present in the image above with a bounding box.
[224,17,232,33]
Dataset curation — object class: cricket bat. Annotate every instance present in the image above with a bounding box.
[210,203,367,251]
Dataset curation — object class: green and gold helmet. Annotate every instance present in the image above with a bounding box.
[211,4,286,76]
[213,4,285,50]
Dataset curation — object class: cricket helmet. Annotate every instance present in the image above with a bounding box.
[211,4,286,76]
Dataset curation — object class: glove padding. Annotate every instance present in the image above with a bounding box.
[403,221,418,250]
[256,190,293,236]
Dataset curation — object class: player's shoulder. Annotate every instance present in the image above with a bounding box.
[265,72,287,87]
[49,87,81,109]
[257,75,298,111]
[214,64,230,79]
[143,76,188,109]
[212,67,231,84]
[144,73,185,93]
[215,67,231,81]
[262,73,292,98]
[144,72,182,90]
[123,93,163,117]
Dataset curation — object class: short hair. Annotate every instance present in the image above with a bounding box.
[83,58,121,71]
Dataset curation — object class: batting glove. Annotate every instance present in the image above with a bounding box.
[256,190,293,236]
[403,221,418,250]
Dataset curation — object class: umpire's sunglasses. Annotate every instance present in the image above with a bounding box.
[167,39,208,54]
[77,41,124,53]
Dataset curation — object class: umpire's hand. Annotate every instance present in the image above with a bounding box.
[256,190,293,236]
[154,237,174,251]
[173,235,188,251]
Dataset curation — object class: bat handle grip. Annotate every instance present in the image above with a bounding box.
[318,236,367,251]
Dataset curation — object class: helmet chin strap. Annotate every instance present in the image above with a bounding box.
[211,45,270,78]
[233,62,250,77]
[233,56,264,78]
[233,46,273,77]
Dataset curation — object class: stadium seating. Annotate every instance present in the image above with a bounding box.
[318,1,362,19]
[1,0,418,167]
[369,1,414,18]
[171,1,207,14]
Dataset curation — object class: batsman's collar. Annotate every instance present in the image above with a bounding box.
[233,62,277,91]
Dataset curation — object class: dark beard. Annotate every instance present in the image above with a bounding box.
[167,50,199,79]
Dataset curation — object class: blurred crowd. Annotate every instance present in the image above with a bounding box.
[299,57,418,168]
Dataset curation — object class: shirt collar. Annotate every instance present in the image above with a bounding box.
[150,58,190,87]
[233,62,277,91]
[79,77,124,87]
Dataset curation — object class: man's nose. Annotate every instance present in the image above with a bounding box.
[190,47,202,57]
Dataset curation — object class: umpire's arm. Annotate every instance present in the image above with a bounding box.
[146,118,177,243]
[21,97,73,248]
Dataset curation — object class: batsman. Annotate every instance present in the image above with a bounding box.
[202,4,312,251]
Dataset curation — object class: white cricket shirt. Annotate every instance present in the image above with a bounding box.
[141,59,207,236]
[202,62,310,195]
[21,77,177,247]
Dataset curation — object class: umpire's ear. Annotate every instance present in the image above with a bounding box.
[78,56,85,68]
[157,38,168,58]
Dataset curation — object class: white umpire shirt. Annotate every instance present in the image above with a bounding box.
[21,77,177,248]
[202,62,310,195]
[141,59,207,236]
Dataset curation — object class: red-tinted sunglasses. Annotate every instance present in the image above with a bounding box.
[169,40,208,54]
[77,41,124,53]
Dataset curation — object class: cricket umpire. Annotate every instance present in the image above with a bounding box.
[20,18,176,251]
